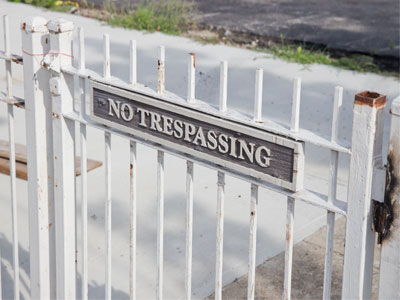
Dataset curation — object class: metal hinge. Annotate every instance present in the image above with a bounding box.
[373,200,393,244]
[372,158,395,244]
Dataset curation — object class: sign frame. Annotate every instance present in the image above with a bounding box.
[90,80,304,191]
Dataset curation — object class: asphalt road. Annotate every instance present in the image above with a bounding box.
[88,0,400,58]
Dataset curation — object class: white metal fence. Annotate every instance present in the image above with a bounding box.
[0,15,399,300]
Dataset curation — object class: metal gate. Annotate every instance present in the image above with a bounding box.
[0,15,399,300]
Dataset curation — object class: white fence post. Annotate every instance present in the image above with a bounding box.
[46,19,76,299]
[21,17,54,299]
[378,96,400,299]
[342,91,386,299]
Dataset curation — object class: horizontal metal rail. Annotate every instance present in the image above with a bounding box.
[0,51,23,64]
[63,110,348,215]
[61,66,352,155]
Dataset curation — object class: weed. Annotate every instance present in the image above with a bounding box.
[107,0,193,35]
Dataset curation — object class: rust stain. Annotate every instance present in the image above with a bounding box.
[251,211,255,216]
[12,56,23,64]
[189,53,195,68]
[286,224,291,241]
[21,23,26,31]
[354,91,386,108]
[375,153,398,244]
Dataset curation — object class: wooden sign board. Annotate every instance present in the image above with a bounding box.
[90,81,304,191]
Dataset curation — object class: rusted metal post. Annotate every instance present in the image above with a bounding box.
[342,91,386,299]
[378,96,400,299]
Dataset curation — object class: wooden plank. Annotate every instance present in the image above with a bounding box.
[0,141,102,180]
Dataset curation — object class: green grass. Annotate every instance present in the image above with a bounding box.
[107,0,193,35]
[253,40,399,78]
[267,43,382,74]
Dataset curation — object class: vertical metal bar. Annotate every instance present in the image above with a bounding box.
[283,197,295,300]
[103,31,112,300]
[247,184,258,300]
[323,86,342,300]
[129,140,137,300]
[184,51,195,299]
[103,34,110,78]
[290,78,301,132]
[80,123,88,300]
[130,40,137,85]
[342,91,386,299]
[156,150,164,300]
[129,42,138,300]
[156,46,165,300]
[21,16,52,300]
[215,60,228,300]
[0,247,2,299]
[219,61,228,113]
[78,27,85,71]
[253,68,263,122]
[158,46,165,93]
[48,19,76,299]
[78,27,89,300]
[187,53,195,103]
[4,15,20,300]
[104,132,112,300]
[215,172,225,300]
[185,161,194,300]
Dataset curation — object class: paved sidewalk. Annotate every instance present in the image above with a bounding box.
[194,0,400,58]
[89,0,400,58]
[206,217,381,299]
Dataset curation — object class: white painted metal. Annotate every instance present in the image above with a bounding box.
[3,15,20,300]
[78,26,89,300]
[215,171,225,300]
[247,183,258,300]
[378,96,400,300]
[156,150,164,300]
[103,29,112,300]
[283,197,295,300]
[78,27,85,71]
[80,122,88,300]
[105,131,112,300]
[0,247,2,299]
[254,68,263,122]
[129,41,138,300]
[187,53,195,103]
[342,94,386,299]
[185,48,195,300]
[156,45,166,300]
[103,34,110,78]
[323,86,343,300]
[48,18,76,299]
[66,107,346,216]
[1,17,389,300]
[130,40,137,85]
[63,64,352,154]
[158,46,165,93]
[185,161,194,300]
[290,77,301,132]
[215,60,228,300]
[219,61,227,113]
[129,140,137,300]
[21,16,53,300]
